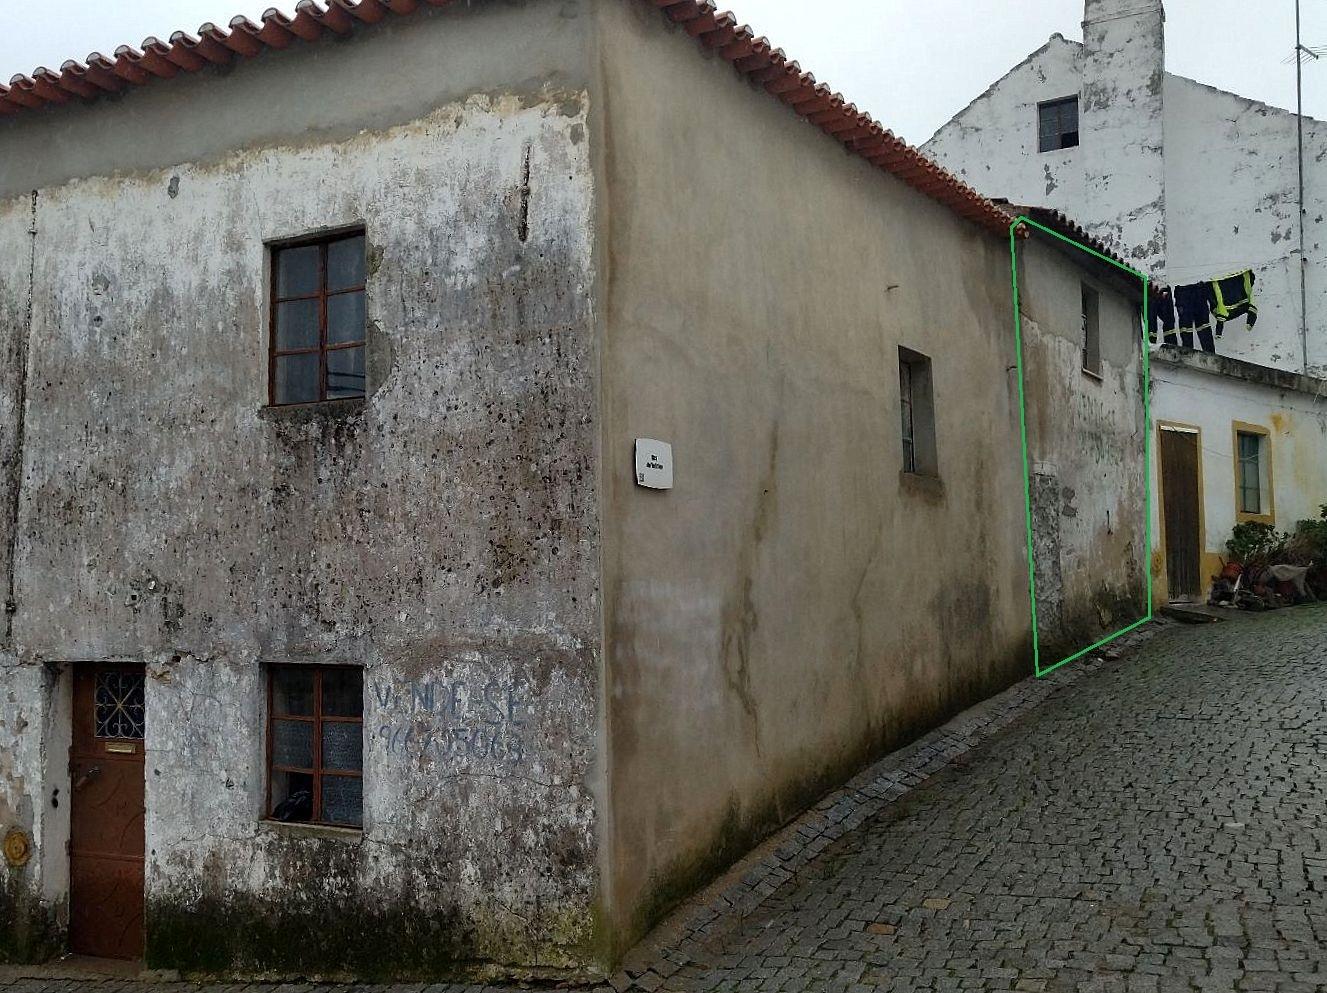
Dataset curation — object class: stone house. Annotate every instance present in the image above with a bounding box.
[923,0,1327,601]
[0,0,1145,979]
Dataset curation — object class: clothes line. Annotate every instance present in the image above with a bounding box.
[1163,251,1300,279]
[1150,368,1327,407]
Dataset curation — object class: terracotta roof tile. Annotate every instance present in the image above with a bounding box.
[0,0,1014,236]
[995,202,1145,278]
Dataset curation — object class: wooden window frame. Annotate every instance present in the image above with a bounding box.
[265,664,363,829]
[1232,422,1275,525]
[900,358,916,474]
[1081,282,1102,377]
[898,346,938,477]
[268,229,367,407]
[1038,96,1080,153]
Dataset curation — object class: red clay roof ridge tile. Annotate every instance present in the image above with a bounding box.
[0,0,1014,236]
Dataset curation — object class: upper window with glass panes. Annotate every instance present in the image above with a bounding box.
[270,231,366,406]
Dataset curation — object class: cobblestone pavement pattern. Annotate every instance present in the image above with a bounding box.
[4,608,1326,992]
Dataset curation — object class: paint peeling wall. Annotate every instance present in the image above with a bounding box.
[592,0,1034,955]
[0,196,32,637]
[0,1,602,978]
[924,0,1171,275]
[0,659,66,961]
[0,165,61,966]
[924,0,1327,376]
[925,35,1087,218]
[1079,0,1167,273]
[1164,76,1327,374]
[1018,244,1149,659]
[1149,353,1327,602]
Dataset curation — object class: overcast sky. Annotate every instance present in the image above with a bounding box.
[2,0,1324,144]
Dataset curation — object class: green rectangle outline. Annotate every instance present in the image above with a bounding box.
[1009,216,1154,679]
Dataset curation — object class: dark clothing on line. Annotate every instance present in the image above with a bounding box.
[1148,288,1176,343]
[1174,282,1214,332]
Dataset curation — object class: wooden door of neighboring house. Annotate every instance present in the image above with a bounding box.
[70,664,146,960]
[1160,426,1202,600]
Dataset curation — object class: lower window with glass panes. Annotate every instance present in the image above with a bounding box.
[267,665,363,828]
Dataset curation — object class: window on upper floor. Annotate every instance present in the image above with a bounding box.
[1038,96,1079,152]
[899,347,938,476]
[269,231,367,406]
[1081,283,1101,376]
[267,665,364,829]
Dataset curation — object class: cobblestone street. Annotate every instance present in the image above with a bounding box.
[6,608,1327,993]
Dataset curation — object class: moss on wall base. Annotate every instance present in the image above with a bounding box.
[0,875,62,964]
[146,893,596,983]
[1040,581,1149,668]
[615,638,1032,962]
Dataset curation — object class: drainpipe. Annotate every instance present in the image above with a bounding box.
[4,191,37,645]
[1296,0,1314,375]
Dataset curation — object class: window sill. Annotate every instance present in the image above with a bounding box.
[1235,511,1275,527]
[1081,366,1103,383]
[899,470,944,503]
[258,819,363,842]
[258,397,366,423]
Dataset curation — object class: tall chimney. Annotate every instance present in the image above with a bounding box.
[1080,0,1167,275]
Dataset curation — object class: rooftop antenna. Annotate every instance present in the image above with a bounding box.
[1296,0,1318,375]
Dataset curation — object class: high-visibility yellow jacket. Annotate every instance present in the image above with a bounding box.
[1210,270,1257,330]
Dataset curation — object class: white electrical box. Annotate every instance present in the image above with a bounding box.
[634,439,673,490]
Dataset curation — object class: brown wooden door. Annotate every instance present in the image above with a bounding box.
[1160,428,1202,599]
[70,664,146,960]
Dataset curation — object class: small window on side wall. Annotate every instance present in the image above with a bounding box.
[268,665,363,828]
[1236,431,1265,515]
[270,231,366,406]
[1038,96,1079,152]
[1081,283,1101,375]
[899,347,938,476]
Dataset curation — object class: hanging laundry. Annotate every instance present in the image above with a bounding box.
[1209,269,1258,334]
[1174,282,1216,354]
[1147,286,1177,346]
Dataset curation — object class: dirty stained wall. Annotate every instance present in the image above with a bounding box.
[0,660,66,962]
[923,0,1327,376]
[1017,242,1148,658]
[592,0,1034,953]
[0,0,602,977]
[0,169,63,966]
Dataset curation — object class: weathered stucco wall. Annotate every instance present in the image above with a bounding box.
[1018,241,1148,658]
[1079,0,1167,273]
[0,0,603,978]
[0,660,66,962]
[923,0,1327,377]
[592,0,1034,954]
[1149,353,1327,601]
[925,34,1086,216]
[1164,75,1327,374]
[0,197,32,634]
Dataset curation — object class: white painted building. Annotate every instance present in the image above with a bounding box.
[1149,350,1327,602]
[925,0,1326,377]
[925,0,1327,602]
